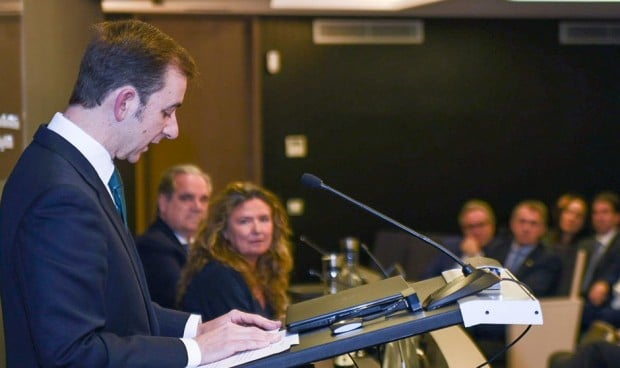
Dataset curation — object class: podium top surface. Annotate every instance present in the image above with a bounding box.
[240,276,462,367]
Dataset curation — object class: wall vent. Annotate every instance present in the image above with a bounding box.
[559,22,620,45]
[313,19,424,45]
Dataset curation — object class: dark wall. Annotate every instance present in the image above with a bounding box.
[259,18,620,282]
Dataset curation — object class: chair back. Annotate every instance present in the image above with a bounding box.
[372,229,448,281]
[569,249,587,299]
[506,249,587,368]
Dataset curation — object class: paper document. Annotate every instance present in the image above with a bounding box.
[199,330,299,368]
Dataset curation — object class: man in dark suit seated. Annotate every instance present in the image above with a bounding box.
[487,199,562,297]
[579,191,620,333]
[423,199,503,279]
[0,19,280,368]
[137,164,212,309]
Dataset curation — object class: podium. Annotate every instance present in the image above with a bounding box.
[240,272,542,367]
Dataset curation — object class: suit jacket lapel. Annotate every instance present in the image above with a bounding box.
[155,217,188,256]
[34,126,159,334]
[516,244,541,276]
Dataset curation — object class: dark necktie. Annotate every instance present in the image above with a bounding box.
[505,246,529,273]
[582,241,605,293]
[108,167,127,226]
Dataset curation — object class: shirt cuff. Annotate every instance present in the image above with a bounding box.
[182,314,203,367]
[184,314,202,338]
[181,338,202,368]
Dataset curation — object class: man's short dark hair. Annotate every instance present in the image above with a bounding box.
[593,191,620,213]
[69,19,197,108]
[158,164,211,200]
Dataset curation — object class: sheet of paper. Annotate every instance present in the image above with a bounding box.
[199,330,299,368]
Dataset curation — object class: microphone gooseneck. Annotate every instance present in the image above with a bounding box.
[300,172,500,310]
[299,235,329,256]
[360,243,390,279]
[301,173,466,270]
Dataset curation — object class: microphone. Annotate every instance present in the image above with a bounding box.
[300,173,500,310]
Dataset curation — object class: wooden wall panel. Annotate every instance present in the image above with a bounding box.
[0,16,20,196]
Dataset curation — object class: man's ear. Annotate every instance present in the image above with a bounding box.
[157,193,168,214]
[113,87,139,121]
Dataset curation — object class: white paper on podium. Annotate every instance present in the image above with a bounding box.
[199,330,299,368]
[442,268,543,327]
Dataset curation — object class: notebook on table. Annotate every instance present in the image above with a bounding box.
[285,276,420,333]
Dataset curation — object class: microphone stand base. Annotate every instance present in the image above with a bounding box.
[422,268,500,310]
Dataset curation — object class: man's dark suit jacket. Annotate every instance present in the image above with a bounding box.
[136,217,188,309]
[579,233,620,293]
[0,126,190,367]
[486,239,562,297]
[579,232,620,331]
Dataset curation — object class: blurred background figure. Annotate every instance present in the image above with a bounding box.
[177,182,293,321]
[549,327,620,368]
[487,199,561,297]
[136,164,212,309]
[543,193,589,296]
[579,191,620,333]
[423,199,502,278]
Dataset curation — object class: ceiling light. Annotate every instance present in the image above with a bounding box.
[270,0,444,11]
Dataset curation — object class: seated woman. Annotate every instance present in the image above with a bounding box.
[542,193,589,296]
[176,182,293,321]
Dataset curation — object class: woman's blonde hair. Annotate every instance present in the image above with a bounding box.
[177,182,293,319]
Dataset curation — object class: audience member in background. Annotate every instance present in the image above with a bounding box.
[177,182,293,321]
[542,193,589,296]
[423,199,503,278]
[136,164,212,309]
[579,191,620,332]
[549,322,620,368]
[550,340,620,368]
[488,199,562,296]
[468,200,561,368]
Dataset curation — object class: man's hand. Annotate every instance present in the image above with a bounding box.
[460,236,482,258]
[588,280,610,306]
[194,309,282,364]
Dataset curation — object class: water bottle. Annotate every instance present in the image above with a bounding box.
[336,236,364,291]
[322,253,343,295]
